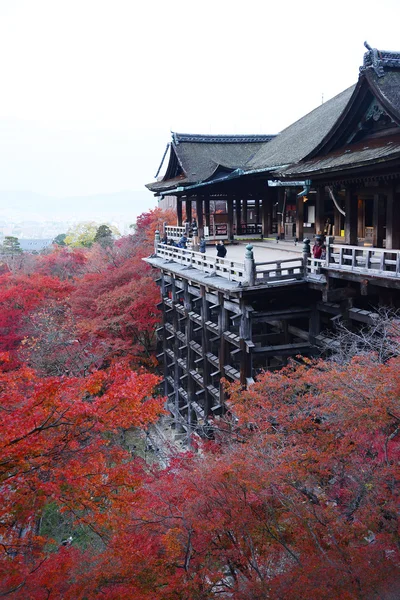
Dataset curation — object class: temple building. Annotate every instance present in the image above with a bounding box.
[145,43,400,434]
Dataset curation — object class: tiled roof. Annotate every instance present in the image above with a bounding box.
[245,86,355,172]
[281,133,400,178]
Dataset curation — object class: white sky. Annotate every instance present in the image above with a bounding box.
[0,0,399,199]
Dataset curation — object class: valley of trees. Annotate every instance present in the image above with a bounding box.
[0,209,399,599]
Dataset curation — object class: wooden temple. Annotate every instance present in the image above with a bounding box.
[145,43,400,435]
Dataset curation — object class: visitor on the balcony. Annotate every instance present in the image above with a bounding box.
[312,238,323,259]
[161,234,168,244]
[216,240,227,258]
[178,234,188,249]
[191,219,199,247]
[199,237,206,253]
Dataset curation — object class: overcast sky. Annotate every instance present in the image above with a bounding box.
[0,0,399,203]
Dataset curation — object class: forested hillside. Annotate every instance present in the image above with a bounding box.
[0,209,399,599]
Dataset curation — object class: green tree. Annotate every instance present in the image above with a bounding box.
[53,233,67,246]
[64,222,98,248]
[94,224,113,248]
[1,236,23,255]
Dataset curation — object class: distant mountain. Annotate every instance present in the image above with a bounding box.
[0,190,157,222]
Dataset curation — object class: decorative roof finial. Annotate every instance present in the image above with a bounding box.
[360,42,400,78]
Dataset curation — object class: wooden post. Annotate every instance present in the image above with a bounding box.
[239,299,252,386]
[296,193,304,241]
[373,193,385,247]
[204,196,210,230]
[261,192,272,238]
[196,196,204,239]
[255,197,260,228]
[235,196,241,235]
[357,198,365,239]
[177,198,183,227]
[334,204,342,238]
[218,292,227,403]
[345,188,358,245]
[227,196,234,241]
[242,197,248,230]
[244,244,256,286]
[154,230,160,254]
[386,186,400,249]
[315,187,324,235]
[185,197,192,223]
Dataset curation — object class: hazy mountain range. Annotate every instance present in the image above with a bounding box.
[0,190,157,224]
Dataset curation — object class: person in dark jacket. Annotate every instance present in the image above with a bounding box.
[178,235,188,249]
[216,241,227,258]
[199,237,206,253]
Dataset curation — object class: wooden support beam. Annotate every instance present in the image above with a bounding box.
[227,196,234,241]
[177,199,183,227]
[385,186,400,250]
[373,194,385,247]
[296,192,304,241]
[196,196,204,238]
[315,186,324,236]
[345,187,358,245]
[185,197,192,223]
[204,196,211,229]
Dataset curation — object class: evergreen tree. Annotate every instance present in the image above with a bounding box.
[1,236,23,256]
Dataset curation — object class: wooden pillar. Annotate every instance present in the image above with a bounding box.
[201,285,211,416]
[242,198,248,227]
[196,196,204,238]
[296,193,304,241]
[386,186,400,249]
[239,299,252,387]
[235,197,241,234]
[177,198,183,227]
[373,193,385,247]
[227,196,234,241]
[357,198,365,239]
[219,293,228,404]
[161,273,168,397]
[334,205,342,238]
[171,278,180,416]
[255,197,260,226]
[315,187,324,235]
[345,188,358,245]
[204,196,211,230]
[261,192,272,237]
[185,197,192,223]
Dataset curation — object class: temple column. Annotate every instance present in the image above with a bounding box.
[385,186,400,249]
[235,196,241,235]
[204,196,211,231]
[334,205,342,238]
[261,192,272,237]
[196,196,204,238]
[255,197,260,228]
[242,197,248,233]
[373,193,385,247]
[227,196,234,241]
[177,198,183,227]
[185,197,192,223]
[296,193,304,241]
[315,186,324,235]
[344,187,358,245]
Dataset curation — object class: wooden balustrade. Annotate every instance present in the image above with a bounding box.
[327,243,400,277]
[255,257,304,281]
[156,243,305,285]
[164,225,187,240]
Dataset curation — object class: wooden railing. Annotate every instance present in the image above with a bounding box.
[164,225,187,240]
[326,243,400,278]
[156,244,245,283]
[255,257,304,282]
[155,243,305,285]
